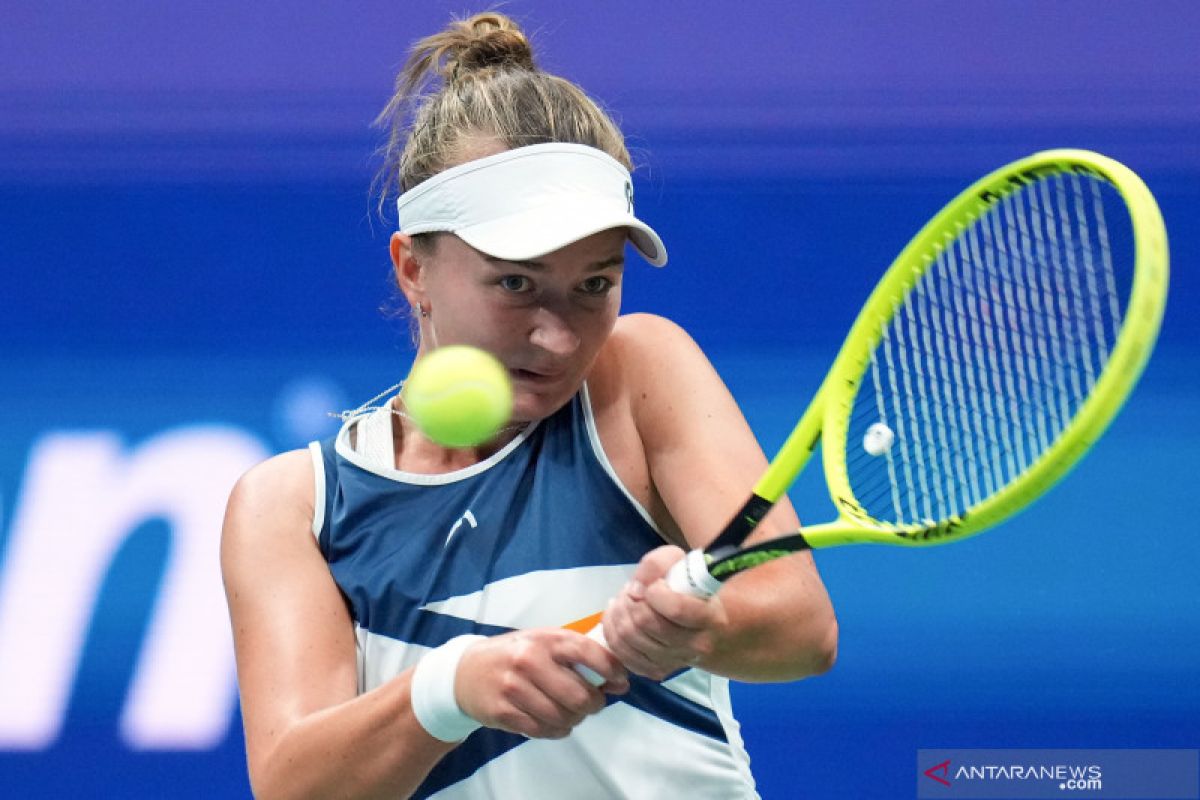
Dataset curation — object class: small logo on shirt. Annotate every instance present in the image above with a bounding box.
[445,509,478,546]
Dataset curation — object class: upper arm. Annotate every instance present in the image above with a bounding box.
[613,314,836,676]
[617,313,800,547]
[220,449,359,780]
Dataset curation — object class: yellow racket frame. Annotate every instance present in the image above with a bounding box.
[758,149,1168,549]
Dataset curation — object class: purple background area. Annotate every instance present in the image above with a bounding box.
[3,1,1198,181]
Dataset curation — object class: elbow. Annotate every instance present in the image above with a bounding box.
[750,607,838,683]
[246,741,294,800]
[807,615,838,677]
[246,754,275,800]
[753,612,837,683]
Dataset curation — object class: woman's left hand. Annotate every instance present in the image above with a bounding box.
[600,545,729,681]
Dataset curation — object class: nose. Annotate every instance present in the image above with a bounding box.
[528,306,581,357]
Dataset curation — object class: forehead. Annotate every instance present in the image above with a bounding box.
[441,228,629,270]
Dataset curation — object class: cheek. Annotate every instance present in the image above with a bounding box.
[564,306,620,381]
[430,292,507,341]
[570,292,620,346]
[584,302,620,350]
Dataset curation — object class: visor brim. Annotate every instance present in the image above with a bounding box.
[456,205,667,267]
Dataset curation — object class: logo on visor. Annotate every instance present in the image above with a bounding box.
[624,180,633,213]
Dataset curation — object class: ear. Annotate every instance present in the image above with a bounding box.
[390,232,426,309]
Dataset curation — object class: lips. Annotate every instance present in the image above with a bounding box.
[509,367,564,385]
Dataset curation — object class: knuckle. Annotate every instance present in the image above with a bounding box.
[627,604,659,634]
[607,612,634,643]
[510,645,539,675]
[498,674,523,704]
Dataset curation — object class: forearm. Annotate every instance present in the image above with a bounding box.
[250,672,456,800]
[701,559,838,683]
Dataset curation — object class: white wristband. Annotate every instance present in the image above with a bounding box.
[411,634,485,743]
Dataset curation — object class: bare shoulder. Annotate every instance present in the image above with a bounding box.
[607,312,702,362]
[598,313,799,547]
[601,313,733,437]
[593,313,709,401]
[221,449,317,573]
[229,449,314,507]
[590,312,733,450]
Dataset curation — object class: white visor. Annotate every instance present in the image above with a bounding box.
[396,143,667,266]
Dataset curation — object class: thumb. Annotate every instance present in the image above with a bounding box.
[628,545,687,598]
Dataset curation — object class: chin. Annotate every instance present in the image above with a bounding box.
[511,385,578,423]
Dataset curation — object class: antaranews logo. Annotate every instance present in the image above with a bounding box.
[922,757,1101,792]
[921,753,1099,796]
[923,759,951,787]
[918,749,1200,799]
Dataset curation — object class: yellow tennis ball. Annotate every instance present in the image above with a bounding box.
[402,345,514,448]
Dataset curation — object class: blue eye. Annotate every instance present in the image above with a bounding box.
[499,275,532,293]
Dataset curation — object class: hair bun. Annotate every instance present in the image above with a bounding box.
[443,13,536,80]
[375,10,629,205]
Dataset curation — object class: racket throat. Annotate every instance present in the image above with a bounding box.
[706,532,814,582]
[707,494,776,552]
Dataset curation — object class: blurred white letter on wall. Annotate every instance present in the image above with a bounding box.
[0,427,268,749]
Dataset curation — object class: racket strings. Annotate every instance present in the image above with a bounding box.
[847,173,1127,526]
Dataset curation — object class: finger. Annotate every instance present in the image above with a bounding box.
[534,665,610,720]
[643,577,718,629]
[639,585,722,665]
[612,590,718,673]
[600,602,659,676]
[459,629,626,736]
[542,636,619,706]
[620,577,713,647]
[603,598,687,680]
[497,673,589,738]
[563,635,629,695]
[628,545,687,593]
[526,658,619,730]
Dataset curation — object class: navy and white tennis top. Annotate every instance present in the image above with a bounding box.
[309,385,758,799]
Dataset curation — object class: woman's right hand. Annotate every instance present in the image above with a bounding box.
[454,628,628,739]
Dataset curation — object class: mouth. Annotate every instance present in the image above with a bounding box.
[509,367,564,385]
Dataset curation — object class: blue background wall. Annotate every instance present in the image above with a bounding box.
[1,2,1197,797]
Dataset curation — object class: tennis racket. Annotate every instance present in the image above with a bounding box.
[576,149,1167,682]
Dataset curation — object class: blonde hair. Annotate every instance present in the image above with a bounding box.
[373,11,631,213]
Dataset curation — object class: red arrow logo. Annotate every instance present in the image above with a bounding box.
[924,759,951,787]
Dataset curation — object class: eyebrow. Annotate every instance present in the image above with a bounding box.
[483,254,625,272]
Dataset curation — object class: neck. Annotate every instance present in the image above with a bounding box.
[388,395,526,473]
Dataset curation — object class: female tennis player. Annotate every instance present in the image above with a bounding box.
[221,12,837,799]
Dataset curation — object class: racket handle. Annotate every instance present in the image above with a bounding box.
[665,549,721,599]
[574,624,609,686]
